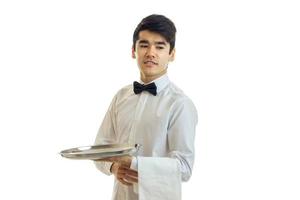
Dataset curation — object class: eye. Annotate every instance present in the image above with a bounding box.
[156,46,164,50]
[140,45,148,48]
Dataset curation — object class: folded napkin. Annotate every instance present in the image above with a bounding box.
[138,157,181,200]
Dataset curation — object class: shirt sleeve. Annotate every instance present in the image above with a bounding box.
[166,97,198,182]
[94,95,118,175]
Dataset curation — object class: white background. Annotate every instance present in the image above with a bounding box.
[0,0,299,199]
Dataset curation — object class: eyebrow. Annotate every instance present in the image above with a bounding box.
[138,40,167,46]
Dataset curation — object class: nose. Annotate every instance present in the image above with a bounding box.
[145,45,156,58]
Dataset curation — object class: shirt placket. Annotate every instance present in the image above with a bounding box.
[128,93,148,144]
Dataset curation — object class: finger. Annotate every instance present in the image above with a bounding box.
[124,168,138,177]
[117,177,133,186]
[117,167,129,174]
[117,171,126,178]
[117,170,130,180]
[117,166,132,173]
[118,167,138,177]
[124,174,138,183]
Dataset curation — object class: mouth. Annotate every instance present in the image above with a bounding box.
[144,60,158,65]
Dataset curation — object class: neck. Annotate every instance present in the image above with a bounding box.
[140,71,167,84]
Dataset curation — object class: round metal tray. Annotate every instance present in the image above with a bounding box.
[60,143,140,160]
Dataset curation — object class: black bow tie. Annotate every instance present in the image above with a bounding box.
[133,81,157,96]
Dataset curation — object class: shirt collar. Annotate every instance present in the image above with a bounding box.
[140,74,170,94]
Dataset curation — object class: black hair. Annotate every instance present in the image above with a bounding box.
[132,14,177,54]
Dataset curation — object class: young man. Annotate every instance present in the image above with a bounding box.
[94,14,198,200]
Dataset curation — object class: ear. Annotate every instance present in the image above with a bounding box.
[132,47,136,59]
[169,48,176,62]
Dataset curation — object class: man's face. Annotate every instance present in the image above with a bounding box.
[132,30,175,83]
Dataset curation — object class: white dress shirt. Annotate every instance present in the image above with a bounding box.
[94,74,198,200]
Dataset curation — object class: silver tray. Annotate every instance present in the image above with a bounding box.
[60,143,140,160]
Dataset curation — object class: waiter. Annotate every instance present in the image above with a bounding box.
[94,14,198,200]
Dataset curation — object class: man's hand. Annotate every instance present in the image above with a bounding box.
[97,155,132,168]
[111,162,138,186]
[96,155,138,186]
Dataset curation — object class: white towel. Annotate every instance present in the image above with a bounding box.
[138,157,181,200]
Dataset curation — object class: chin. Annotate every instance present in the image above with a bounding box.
[141,67,155,73]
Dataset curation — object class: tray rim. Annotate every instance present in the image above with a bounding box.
[60,143,140,160]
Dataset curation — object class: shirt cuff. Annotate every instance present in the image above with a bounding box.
[130,156,138,170]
